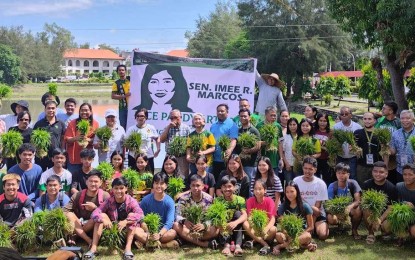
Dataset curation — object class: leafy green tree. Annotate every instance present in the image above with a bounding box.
[326,0,415,111]
[0,44,20,85]
[358,62,392,108]
[316,76,336,105]
[405,68,415,107]
[335,75,351,106]
[224,31,251,58]
[79,42,90,49]
[98,43,120,54]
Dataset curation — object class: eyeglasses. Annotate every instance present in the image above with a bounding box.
[19,118,29,122]
[136,115,145,118]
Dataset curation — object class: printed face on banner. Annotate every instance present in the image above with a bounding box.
[148,70,176,106]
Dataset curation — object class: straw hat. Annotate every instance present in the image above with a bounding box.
[261,73,284,87]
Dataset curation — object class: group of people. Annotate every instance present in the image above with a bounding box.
[0,64,413,259]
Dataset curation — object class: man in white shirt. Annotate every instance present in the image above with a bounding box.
[293,157,329,240]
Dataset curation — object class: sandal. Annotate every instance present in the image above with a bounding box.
[366,234,376,245]
[83,251,97,259]
[242,240,254,249]
[272,245,282,256]
[208,239,218,250]
[234,245,243,257]
[123,251,134,260]
[222,243,232,256]
[307,242,317,252]
[258,246,270,255]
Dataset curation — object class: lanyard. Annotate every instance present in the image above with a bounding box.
[402,128,414,149]
[364,129,374,154]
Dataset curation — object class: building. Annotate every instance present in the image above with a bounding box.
[63,48,125,76]
[166,49,189,58]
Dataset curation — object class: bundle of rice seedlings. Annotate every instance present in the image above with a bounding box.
[205,200,231,237]
[279,214,304,251]
[168,136,187,157]
[95,126,113,152]
[188,135,204,158]
[333,130,362,158]
[122,169,141,190]
[139,172,153,189]
[248,209,269,237]
[387,203,415,238]
[295,138,315,158]
[183,204,204,239]
[373,128,391,157]
[30,129,51,158]
[43,208,72,242]
[259,123,279,151]
[48,83,58,96]
[324,138,342,168]
[0,222,12,248]
[218,135,231,160]
[0,84,12,107]
[76,119,90,148]
[14,220,37,252]
[325,196,353,225]
[100,222,126,251]
[1,130,23,158]
[237,132,258,159]
[96,161,115,182]
[360,189,388,229]
[143,213,161,248]
[124,131,143,153]
[167,177,185,199]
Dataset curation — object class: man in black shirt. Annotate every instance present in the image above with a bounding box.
[70,149,96,194]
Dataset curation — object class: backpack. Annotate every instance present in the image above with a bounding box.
[333,180,356,198]
[41,192,64,210]
[78,189,104,210]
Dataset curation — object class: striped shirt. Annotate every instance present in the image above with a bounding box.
[250,174,283,200]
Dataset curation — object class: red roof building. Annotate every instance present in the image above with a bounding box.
[166,49,189,58]
[316,71,363,78]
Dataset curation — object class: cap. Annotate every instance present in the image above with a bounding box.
[11,100,29,114]
[105,109,117,118]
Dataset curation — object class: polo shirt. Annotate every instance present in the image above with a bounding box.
[210,118,238,162]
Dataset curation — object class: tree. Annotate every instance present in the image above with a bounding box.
[223,31,251,59]
[0,44,20,85]
[334,75,351,106]
[98,43,120,54]
[186,1,243,58]
[326,0,415,112]
[79,42,90,49]
[316,76,336,105]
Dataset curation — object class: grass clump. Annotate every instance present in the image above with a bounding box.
[14,220,37,252]
[100,222,126,252]
[143,213,161,248]
[333,130,362,157]
[325,196,353,225]
[95,126,113,152]
[47,83,58,96]
[387,203,415,238]
[373,128,391,158]
[76,119,90,148]
[295,137,315,158]
[237,132,258,159]
[205,200,231,237]
[279,214,304,251]
[218,135,231,160]
[96,161,115,182]
[259,123,279,151]
[138,172,153,189]
[188,135,204,158]
[1,130,23,158]
[167,177,185,200]
[360,189,388,229]
[168,136,187,157]
[324,138,342,168]
[0,222,12,248]
[183,204,204,239]
[43,208,73,242]
[122,168,140,190]
[248,209,269,236]
[31,129,51,158]
[125,132,143,153]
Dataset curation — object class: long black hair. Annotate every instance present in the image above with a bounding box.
[298,118,315,137]
[76,102,94,126]
[162,155,179,177]
[286,118,299,137]
[314,113,330,133]
[254,157,274,188]
[283,181,307,218]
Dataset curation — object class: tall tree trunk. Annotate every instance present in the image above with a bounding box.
[371,57,393,102]
[385,55,408,112]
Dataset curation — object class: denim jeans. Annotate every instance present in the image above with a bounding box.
[119,109,128,131]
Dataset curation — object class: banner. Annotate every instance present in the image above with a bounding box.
[127,51,257,134]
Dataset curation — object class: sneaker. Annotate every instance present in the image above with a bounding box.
[208,239,218,250]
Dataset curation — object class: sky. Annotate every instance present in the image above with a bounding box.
[0,0,218,53]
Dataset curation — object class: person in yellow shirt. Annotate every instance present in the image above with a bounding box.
[111,64,131,130]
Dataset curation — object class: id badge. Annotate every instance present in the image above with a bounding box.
[400,154,408,165]
[366,154,374,165]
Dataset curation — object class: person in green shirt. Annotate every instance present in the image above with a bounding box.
[233,99,262,127]
[375,101,401,132]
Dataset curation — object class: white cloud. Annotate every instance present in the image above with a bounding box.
[0,0,93,16]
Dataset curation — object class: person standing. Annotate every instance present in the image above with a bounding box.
[111,64,131,130]
[160,109,191,179]
[57,98,78,128]
[232,99,262,127]
[375,101,401,132]
[254,70,287,115]
[0,100,29,131]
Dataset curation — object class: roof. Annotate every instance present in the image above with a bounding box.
[166,49,189,58]
[64,49,124,60]
[316,71,363,78]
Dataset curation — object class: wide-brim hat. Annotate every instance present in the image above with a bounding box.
[261,73,284,87]
[11,100,29,114]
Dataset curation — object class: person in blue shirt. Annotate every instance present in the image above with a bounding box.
[34,175,70,212]
[138,172,178,248]
[7,143,43,203]
[327,162,362,239]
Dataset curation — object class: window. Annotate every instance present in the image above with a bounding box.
[76,60,80,66]
[84,60,90,67]
[103,61,110,67]
[93,60,99,67]
[113,61,120,67]
[68,60,73,66]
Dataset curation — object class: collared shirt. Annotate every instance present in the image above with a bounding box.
[33,116,66,154]
[125,123,158,158]
[334,121,363,158]
[93,124,125,163]
[164,123,191,153]
[391,127,415,174]
[210,118,238,162]
[175,191,213,222]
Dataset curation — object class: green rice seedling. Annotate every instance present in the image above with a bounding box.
[76,119,90,148]
[387,203,415,238]
[122,168,141,190]
[143,213,161,248]
[0,84,12,107]
[205,200,231,237]
[0,222,12,248]
[48,83,58,96]
[43,208,73,242]
[295,138,315,158]
[138,172,153,189]
[324,138,342,168]
[188,134,204,158]
[168,136,187,157]
[124,131,143,153]
[30,129,51,158]
[237,132,258,159]
[259,123,279,151]
[183,204,204,239]
[31,210,48,244]
[248,209,269,236]
[409,136,415,154]
[360,189,388,229]
[333,129,362,157]
[279,214,304,251]
[373,128,392,157]
[95,126,113,152]
[14,220,37,252]
[325,196,353,225]
[1,130,23,158]
[167,177,185,199]
[100,222,126,251]
[218,135,231,160]
[96,161,115,181]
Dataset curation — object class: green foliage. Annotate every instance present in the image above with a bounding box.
[14,220,37,252]
[333,129,362,157]
[248,209,269,236]
[144,213,162,234]
[0,44,21,85]
[1,130,23,158]
[409,136,415,153]
[125,131,143,153]
[0,84,13,99]
[373,128,392,157]
[183,204,204,224]
[259,123,278,151]
[122,169,140,190]
[95,126,113,152]
[205,199,231,236]
[358,62,392,108]
[30,129,51,158]
[237,132,258,159]
[101,223,126,251]
[325,196,353,215]
[76,119,90,135]
[387,203,415,238]
[361,190,388,226]
[168,136,187,157]
[188,135,204,156]
[167,177,185,199]
[43,208,72,242]
[47,83,58,96]
[96,162,115,181]
[294,138,315,157]
[324,138,342,168]
[218,135,231,160]
[32,211,47,228]
[0,222,12,248]
[138,172,153,189]
[335,75,351,106]
[279,214,304,250]
[406,68,415,106]
[224,30,251,59]
[323,94,333,106]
